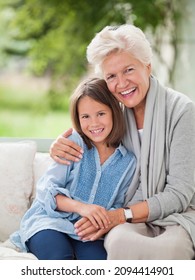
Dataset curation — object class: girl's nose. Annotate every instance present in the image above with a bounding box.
[90,117,99,125]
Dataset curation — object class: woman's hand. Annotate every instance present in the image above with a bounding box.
[49,128,83,165]
[75,208,125,241]
[78,204,111,230]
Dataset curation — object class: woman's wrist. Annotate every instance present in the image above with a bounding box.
[108,208,126,226]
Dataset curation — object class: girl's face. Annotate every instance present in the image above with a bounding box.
[102,51,151,112]
[78,96,113,148]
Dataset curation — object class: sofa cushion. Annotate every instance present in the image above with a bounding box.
[0,141,36,242]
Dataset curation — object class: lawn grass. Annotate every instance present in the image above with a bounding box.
[0,109,72,138]
[0,76,72,138]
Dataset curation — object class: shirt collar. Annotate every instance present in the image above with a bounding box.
[117,143,128,157]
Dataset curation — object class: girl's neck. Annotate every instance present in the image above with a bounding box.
[95,144,116,165]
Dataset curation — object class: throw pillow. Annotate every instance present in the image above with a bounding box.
[0,141,36,242]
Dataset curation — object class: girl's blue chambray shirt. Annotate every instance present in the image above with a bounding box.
[10,130,136,252]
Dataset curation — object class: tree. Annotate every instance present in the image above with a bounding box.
[0,0,187,109]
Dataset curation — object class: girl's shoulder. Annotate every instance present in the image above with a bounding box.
[68,130,85,148]
[118,143,136,160]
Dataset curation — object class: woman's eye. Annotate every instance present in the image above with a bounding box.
[106,74,115,81]
[125,67,133,73]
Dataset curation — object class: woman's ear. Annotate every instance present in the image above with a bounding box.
[147,63,152,75]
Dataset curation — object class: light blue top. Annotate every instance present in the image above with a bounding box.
[10,130,136,252]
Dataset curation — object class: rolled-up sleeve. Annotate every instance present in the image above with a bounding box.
[35,131,84,218]
[36,162,74,218]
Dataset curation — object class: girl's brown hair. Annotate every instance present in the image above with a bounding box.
[70,77,125,149]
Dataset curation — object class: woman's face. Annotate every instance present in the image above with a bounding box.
[102,51,151,111]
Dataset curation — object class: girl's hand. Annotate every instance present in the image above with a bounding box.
[78,204,111,230]
[50,128,83,165]
[75,208,125,240]
[74,217,107,241]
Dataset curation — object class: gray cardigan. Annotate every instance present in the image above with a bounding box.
[123,76,195,246]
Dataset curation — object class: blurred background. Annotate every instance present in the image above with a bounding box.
[0,0,194,138]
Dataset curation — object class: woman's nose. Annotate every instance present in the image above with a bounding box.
[117,75,128,88]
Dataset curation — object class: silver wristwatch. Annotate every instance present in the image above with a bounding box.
[123,207,133,223]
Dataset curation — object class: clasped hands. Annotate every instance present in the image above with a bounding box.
[74,208,125,241]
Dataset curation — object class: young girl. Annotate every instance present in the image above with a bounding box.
[10,77,136,260]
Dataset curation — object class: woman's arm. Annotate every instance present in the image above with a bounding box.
[50,128,83,165]
[128,200,149,223]
[75,201,149,240]
[147,102,195,221]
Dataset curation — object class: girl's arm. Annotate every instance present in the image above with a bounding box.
[37,130,85,218]
[56,194,110,229]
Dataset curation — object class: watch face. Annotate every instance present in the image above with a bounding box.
[126,209,133,219]
[124,208,133,220]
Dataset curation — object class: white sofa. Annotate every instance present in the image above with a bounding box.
[0,139,54,260]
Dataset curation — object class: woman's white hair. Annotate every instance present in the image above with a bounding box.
[87,24,153,76]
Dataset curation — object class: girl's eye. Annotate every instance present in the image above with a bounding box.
[81,115,88,119]
[98,112,105,116]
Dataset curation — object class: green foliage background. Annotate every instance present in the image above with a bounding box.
[0,0,186,136]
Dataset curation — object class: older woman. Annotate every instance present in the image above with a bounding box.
[50,24,195,259]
